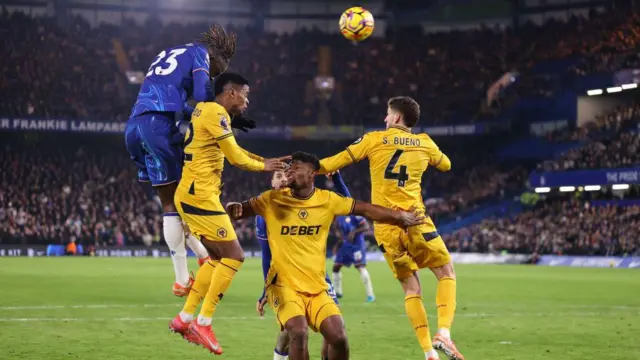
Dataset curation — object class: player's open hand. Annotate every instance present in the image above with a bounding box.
[264,158,287,172]
[395,207,426,228]
[256,296,268,317]
[225,202,243,219]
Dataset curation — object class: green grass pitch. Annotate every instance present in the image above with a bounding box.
[0,258,639,359]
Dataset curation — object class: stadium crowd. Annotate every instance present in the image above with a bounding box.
[2,8,640,256]
[3,8,640,125]
[444,196,640,256]
[539,103,640,171]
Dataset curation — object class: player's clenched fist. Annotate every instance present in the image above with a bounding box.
[225,202,243,219]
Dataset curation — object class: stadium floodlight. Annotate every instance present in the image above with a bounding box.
[584,185,601,191]
[534,187,551,193]
[606,86,622,93]
[621,83,638,90]
[586,89,603,96]
[559,186,576,192]
[612,184,630,190]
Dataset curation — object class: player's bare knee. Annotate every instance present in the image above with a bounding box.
[400,272,422,296]
[431,262,455,280]
[332,264,341,272]
[287,326,308,347]
[328,327,348,350]
[285,316,308,342]
[156,183,179,212]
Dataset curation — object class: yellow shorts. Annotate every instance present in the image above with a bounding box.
[174,188,236,242]
[373,217,451,280]
[266,285,341,332]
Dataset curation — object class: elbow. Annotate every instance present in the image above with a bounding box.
[439,163,452,172]
[437,155,452,172]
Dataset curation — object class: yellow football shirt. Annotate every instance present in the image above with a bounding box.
[178,102,264,198]
[249,188,355,295]
[319,125,451,212]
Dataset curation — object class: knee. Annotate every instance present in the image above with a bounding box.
[332,264,341,273]
[401,273,422,296]
[433,262,455,280]
[288,325,308,346]
[328,328,348,351]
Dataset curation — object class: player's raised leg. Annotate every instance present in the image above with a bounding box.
[158,184,193,296]
[125,116,193,296]
[184,228,211,266]
[170,256,220,336]
[186,238,244,354]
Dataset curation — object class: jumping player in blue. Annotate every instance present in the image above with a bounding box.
[331,173,376,303]
[125,25,255,297]
[255,168,341,360]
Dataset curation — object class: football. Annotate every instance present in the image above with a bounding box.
[339,7,375,42]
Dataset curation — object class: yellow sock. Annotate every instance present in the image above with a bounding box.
[436,277,457,330]
[181,259,219,315]
[199,258,242,319]
[404,295,433,352]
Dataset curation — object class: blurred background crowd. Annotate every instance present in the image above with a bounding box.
[1,1,639,257]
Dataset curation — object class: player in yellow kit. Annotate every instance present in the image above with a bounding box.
[226,151,426,360]
[168,73,287,355]
[318,97,464,360]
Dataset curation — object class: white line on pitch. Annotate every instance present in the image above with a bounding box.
[0,311,632,323]
[1,302,637,312]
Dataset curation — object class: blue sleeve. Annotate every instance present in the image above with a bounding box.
[192,46,213,102]
[256,216,270,301]
[258,238,271,282]
[192,72,213,102]
[258,238,270,301]
[183,102,195,118]
[332,172,352,198]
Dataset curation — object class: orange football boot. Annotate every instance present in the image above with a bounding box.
[172,272,194,297]
[433,334,464,360]
[169,314,191,338]
[186,322,223,355]
[197,256,211,267]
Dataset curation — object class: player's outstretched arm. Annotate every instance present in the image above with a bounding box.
[319,151,353,175]
[352,201,426,228]
[218,136,287,172]
[320,134,373,174]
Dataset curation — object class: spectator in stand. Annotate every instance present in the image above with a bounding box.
[4,9,640,125]
[540,103,640,171]
[444,195,640,256]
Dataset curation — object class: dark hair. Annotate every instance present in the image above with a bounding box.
[388,96,420,127]
[291,151,320,171]
[214,73,249,96]
[200,24,236,72]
